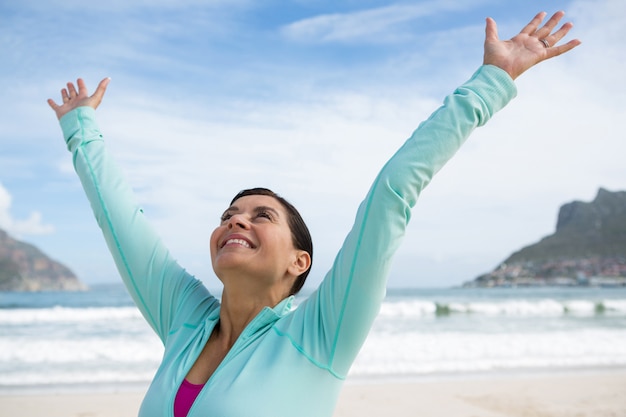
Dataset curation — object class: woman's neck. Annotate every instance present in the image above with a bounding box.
[217,286,286,346]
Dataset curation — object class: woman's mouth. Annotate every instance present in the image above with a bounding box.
[221,237,254,249]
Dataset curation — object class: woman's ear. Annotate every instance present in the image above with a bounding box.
[288,250,311,277]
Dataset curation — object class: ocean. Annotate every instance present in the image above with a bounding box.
[1,284,626,393]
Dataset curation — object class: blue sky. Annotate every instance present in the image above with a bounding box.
[0,0,624,289]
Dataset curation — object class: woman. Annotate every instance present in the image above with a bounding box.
[48,11,579,417]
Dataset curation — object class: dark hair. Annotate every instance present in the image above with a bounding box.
[230,187,313,295]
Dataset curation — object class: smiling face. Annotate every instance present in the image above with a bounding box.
[210,194,310,297]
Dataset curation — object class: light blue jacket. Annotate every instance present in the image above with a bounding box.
[60,65,516,417]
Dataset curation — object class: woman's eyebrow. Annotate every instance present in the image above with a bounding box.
[221,205,238,217]
[221,205,281,217]
[254,206,281,218]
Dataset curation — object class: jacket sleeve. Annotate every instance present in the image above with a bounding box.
[60,108,218,343]
[284,65,517,377]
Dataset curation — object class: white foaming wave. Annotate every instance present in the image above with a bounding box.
[563,300,597,314]
[0,334,163,364]
[377,299,587,317]
[351,327,626,376]
[377,298,626,317]
[0,306,142,324]
[465,299,565,316]
[603,299,626,313]
[0,369,157,386]
[378,300,436,317]
[446,302,469,313]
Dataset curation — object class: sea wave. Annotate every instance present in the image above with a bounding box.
[2,298,625,326]
[352,327,626,376]
[377,298,626,318]
[0,306,142,325]
[0,368,158,387]
[0,335,163,364]
[2,289,626,390]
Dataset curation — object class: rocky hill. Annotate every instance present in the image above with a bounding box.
[466,188,626,287]
[0,229,86,291]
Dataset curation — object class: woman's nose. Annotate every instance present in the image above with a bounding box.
[227,214,249,230]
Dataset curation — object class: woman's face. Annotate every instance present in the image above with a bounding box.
[210,194,305,292]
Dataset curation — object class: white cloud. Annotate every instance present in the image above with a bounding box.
[0,183,55,237]
[281,0,492,43]
[13,0,250,12]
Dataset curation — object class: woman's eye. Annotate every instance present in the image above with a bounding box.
[220,213,232,222]
[257,211,272,220]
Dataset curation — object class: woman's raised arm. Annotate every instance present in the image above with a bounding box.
[283,11,580,379]
[47,79,217,343]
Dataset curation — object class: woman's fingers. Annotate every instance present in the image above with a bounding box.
[520,11,547,35]
[542,21,576,49]
[92,78,111,103]
[533,11,565,39]
[47,77,111,120]
[527,11,580,54]
[67,82,78,98]
[484,17,499,43]
[76,78,89,97]
[546,38,582,59]
[47,98,59,111]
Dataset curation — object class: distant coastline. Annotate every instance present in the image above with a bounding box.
[464,188,626,288]
[0,229,85,292]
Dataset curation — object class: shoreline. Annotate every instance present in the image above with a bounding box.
[345,363,626,384]
[2,368,625,417]
[336,368,626,417]
[4,365,625,396]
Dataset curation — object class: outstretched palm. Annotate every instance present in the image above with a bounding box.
[47,77,110,120]
[483,11,581,80]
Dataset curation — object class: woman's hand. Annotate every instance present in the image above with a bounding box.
[47,77,110,120]
[483,11,581,80]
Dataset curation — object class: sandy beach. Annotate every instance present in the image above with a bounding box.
[2,369,625,417]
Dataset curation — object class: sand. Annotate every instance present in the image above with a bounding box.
[1,369,625,417]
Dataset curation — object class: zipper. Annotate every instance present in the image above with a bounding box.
[168,318,218,417]
[185,306,280,416]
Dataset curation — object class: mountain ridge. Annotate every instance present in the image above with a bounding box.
[0,229,86,291]
[465,188,626,287]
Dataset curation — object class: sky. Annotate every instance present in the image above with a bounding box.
[0,0,624,290]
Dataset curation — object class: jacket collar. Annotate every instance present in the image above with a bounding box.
[207,295,294,338]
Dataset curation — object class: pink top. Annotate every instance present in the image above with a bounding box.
[174,379,205,417]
